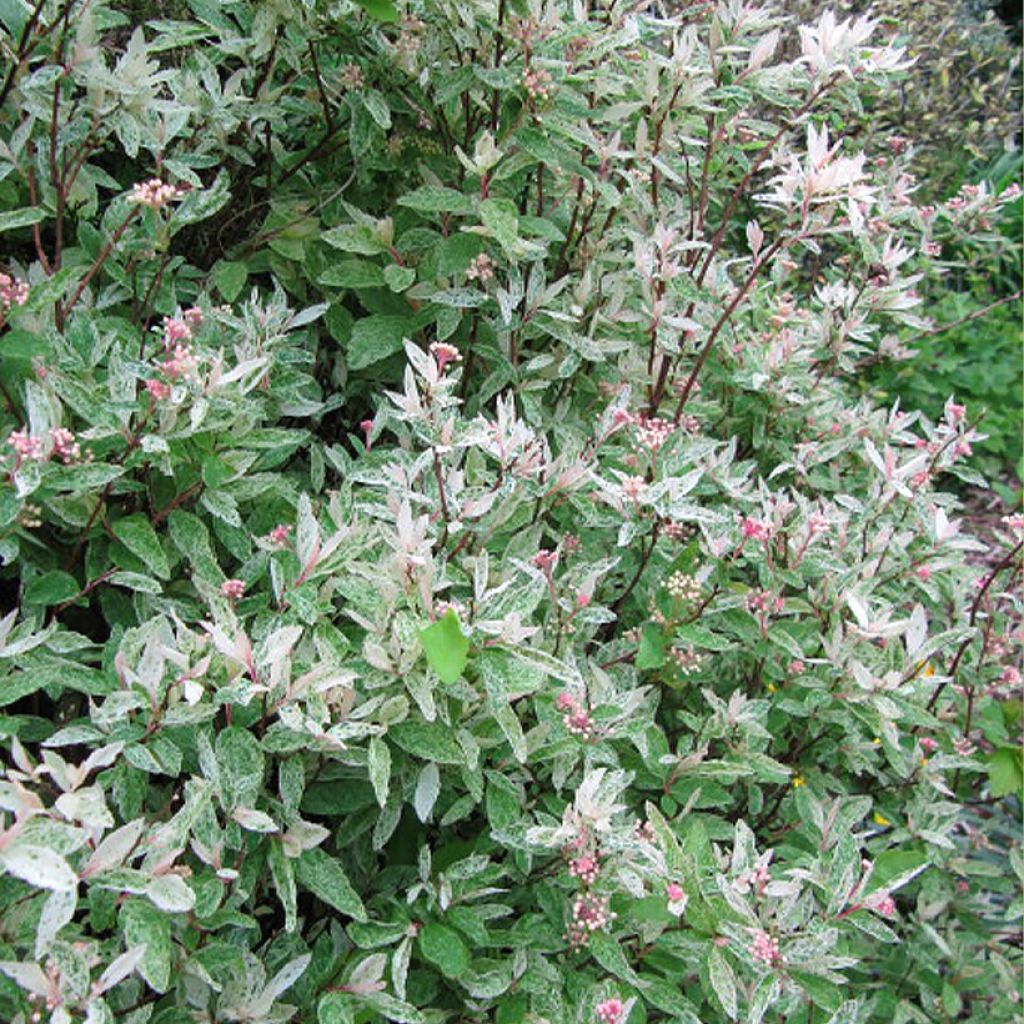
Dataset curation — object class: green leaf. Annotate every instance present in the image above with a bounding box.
[0,844,78,891]
[268,839,297,933]
[318,993,355,1024]
[121,900,172,993]
[112,514,170,579]
[479,198,519,253]
[368,736,391,807]
[383,264,416,292]
[988,746,1022,798]
[419,609,470,684]
[319,260,386,289]
[347,315,413,369]
[589,931,644,987]
[214,260,248,302]
[388,719,465,765]
[640,976,702,1023]
[789,970,843,1012]
[361,89,391,129]
[215,726,264,808]
[109,571,163,594]
[353,0,398,21]
[636,623,666,669]
[399,187,476,215]
[322,223,387,256]
[358,992,424,1023]
[294,848,367,921]
[0,207,46,234]
[418,922,470,978]
[167,510,220,582]
[23,571,80,606]
[707,947,738,1020]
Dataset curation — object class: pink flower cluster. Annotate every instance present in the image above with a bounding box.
[567,892,616,948]
[523,66,553,100]
[147,308,204,397]
[746,589,784,615]
[7,427,81,466]
[466,253,495,282]
[132,178,184,209]
[740,515,771,542]
[557,691,594,740]
[664,571,700,602]
[0,272,29,311]
[269,524,292,547]
[221,579,246,600]
[595,998,624,1024]
[619,475,647,502]
[7,429,44,462]
[568,854,600,886]
[750,930,782,967]
[49,428,80,464]
[670,645,704,677]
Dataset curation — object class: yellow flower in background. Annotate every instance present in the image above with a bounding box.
[767,682,777,694]
[872,737,882,745]
[924,663,936,678]
[792,775,806,788]
[873,811,892,827]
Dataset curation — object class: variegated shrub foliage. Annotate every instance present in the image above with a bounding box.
[0,2,1020,1024]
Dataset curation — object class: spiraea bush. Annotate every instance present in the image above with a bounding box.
[0,2,1020,1023]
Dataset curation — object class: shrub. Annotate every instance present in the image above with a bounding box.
[0,3,1020,1024]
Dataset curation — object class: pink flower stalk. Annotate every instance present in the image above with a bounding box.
[7,429,45,462]
[666,881,687,916]
[0,272,29,310]
[916,566,932,581]
[162,316,193,347]
[920,737,938,754]
[145,379,171,401]
[750,930,781,967]
[429,341,461,373]
[49,428,80,464]
[532,549,559,573]
[221,579,246,600]
[789,659,805,675]
[183,306,203,329]
[132,178,183,209]
[595,998,624,1024]
[576,591,591,608]
[359,419,374,451]
[269,524,292,547]
[162,344,199,381]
